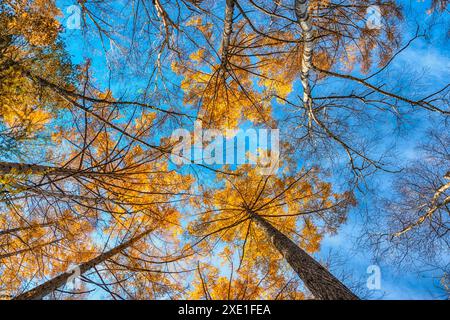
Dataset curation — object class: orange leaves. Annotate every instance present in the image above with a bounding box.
[313,49,333,77]
[0,67,51,135]
[256,42,303,101]
[0,0,376,299]
[300,218,323,254]
[11,13,60,46]
[190,259,305,300]
[3,106,51,133]
[189,49,206,63]
[0,2,73,143]
[185,15,213,38]
[172,26,275,129]
[0,207,95,296]
[188,164,354,288]
[5,0,61,46]
[174,60,270,129]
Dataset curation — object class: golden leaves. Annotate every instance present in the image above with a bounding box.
[134,112,157,131]
[189,49,206,63]
[188,165,353,283]
[300,218,323,254]
[172,31,274,129]
[176,64,262,129]
[5,0,61,46]
[0,1,72,142]
[0,0,372,299]
[0,67,51,134]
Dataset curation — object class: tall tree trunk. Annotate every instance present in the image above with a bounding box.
[249,211,359,300]
[0,161,124,179]
[295,0,315,127]
[13,228,154,300]
[0,161,113,178]
[220,0,235,67]
[1,187,105,203]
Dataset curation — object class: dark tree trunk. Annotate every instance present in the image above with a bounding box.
[250,211,359,300]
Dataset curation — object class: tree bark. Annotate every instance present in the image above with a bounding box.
[220,0,235,66]
[394,179,450,237]
[13,228,154,300]
[295,0,315,126]
[0,161,112,178]
[249,211,359,300]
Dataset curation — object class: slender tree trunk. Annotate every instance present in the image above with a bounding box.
[249,211,359,300]
[0,161,116,203]
[0,187,105,203]
[221,0,235,66]
[295,0,315,127]
[0,161,112,178]
[394,179,450,237]
[13,228,154,300]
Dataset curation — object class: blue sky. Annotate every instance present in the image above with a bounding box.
[53,0,449,299]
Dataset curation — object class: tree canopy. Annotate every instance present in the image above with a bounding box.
[0,0,448,300]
